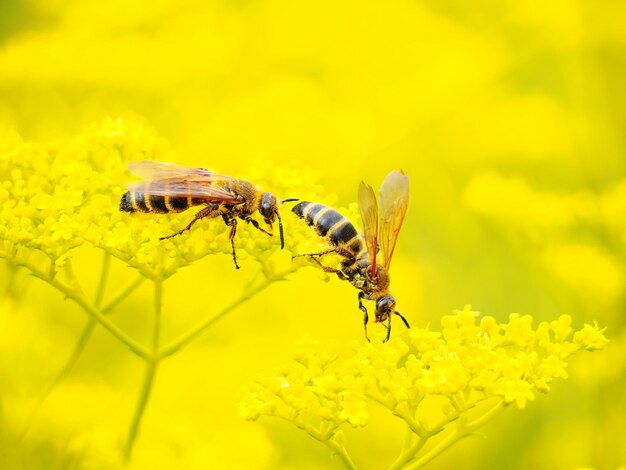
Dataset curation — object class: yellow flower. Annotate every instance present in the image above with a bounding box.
[0,118,317,280]
[338,392,368,427]
[573,323,609,351]
[241,308,607,462]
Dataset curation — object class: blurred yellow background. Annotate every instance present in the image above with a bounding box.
[1,0,625,468]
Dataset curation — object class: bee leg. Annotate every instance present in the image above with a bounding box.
[334,246,356,260]
[383,316,392,343]
[225,217,240,269]
[292,248,341,259]
[160,204,219,240]
[358,292,370,342]
[394,310,410,329]
[245,217,272,236]
[308,256,346,280]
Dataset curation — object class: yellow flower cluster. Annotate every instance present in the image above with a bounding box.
[240,306,607,468]
[0,118,358,462]
[0,118,322,280]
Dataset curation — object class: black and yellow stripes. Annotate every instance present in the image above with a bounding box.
[292,201,362,255]
[119,191,199,214]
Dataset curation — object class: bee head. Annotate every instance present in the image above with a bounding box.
[375,294,396,323]
[259,192,278,222]
[259,194,299,250]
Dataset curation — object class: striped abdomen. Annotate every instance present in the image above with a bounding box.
[292,202,362,255]
[119,192,206,214]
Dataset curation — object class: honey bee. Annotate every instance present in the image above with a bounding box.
[292,170,410,342]
[119,161,298,269]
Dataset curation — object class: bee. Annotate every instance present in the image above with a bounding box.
[292,170,410,342]
[119,161,299,269]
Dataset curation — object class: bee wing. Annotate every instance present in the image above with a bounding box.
[358,181,379,279]
[379,170,409,270]
[127,161,233,181]
[125,178,243,203]
[126,161,242,202]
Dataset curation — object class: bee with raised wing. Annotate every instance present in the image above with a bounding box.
[291,170,410,342]
[119,161,298,269]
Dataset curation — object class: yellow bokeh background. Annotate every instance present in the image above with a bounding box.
[1,0,625,468]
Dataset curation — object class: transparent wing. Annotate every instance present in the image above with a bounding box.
[125,161,242,202]
[379,170,409,270]
[127,161,233,181]
[358,181,379,278]
[125,178,243,203]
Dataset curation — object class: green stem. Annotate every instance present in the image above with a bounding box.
[389,425,424,470]
[18,271,147,440]
[40,275,145,387]
[40,274,145,402]
[389,436,427,470]
[124,359,157,460]
[158,273,287,359]
[282,416,357,470]
[95,252,111,308]
[124,279,163,461]
[367,391,426,438]
[101,275,145,314]
[21,260,151,360]
[465,400,505,430]
[2,259,18,298]
[18,318,98,442]
[402,400,505,470]
[327,438,358,470]
[100,247,159,281]
[401,423,414,451]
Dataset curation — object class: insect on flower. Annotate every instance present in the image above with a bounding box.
[292,170,410,342]
[119,161,299,268]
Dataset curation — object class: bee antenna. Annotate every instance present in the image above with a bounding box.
[281,197,299,203]
[276,209,285,249]
[395,310,411,329]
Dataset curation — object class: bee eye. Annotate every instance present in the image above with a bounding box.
[260,193,278,218]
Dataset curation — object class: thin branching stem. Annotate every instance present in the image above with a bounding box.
[19,317,99,442]
[18,259,151,359]
[158,272,289,359]
[273,414,358,470]
[389,436,428,470]
[388,397,494,470]
[25,274,147,426]
[101,275,145,314]
[7,252,149,441]
[124,279,163,461]
[326,438,358,470]
[2,258,20,298]
[402,400,505,470]
[95,252,111,308]
[401,423,414,452]
[42,274,146,400]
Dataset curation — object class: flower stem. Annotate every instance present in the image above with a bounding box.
[24,274,146,431]
[290,419,357,470]
[158,272,287,359]
[101,275,145,314]
[20,260,151,359]
[18,317,98,442]
[43,274,146,398]
[326,438,358,470]
[95,252,111,308]
[401,400,505,470]
[124,279,163,460]
[389,429,426,470]
[2,259,20,299]
[124,359,158,460]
